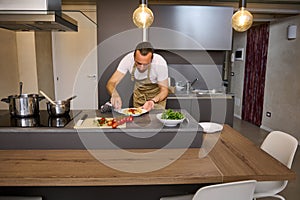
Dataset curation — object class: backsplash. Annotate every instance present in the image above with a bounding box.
[169,64,223,90]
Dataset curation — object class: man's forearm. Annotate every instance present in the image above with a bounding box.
[152,86,168,103]
[106,82,115,95]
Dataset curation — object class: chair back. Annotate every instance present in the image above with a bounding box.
[192,180,256,200]
[253,131,298,199]
[261,131,298,168]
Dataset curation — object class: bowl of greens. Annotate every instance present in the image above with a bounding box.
[156,109,185,127]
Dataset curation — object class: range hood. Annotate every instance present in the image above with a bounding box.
[0,0,78,32]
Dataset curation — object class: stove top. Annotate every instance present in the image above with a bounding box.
[0,110,81,128]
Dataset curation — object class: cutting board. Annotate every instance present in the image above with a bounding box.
[74,118,126,129]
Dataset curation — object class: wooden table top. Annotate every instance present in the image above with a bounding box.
[0,125,296,186]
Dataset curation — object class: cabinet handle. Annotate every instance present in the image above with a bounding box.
[87,74,97,79]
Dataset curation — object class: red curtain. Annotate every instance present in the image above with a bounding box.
[242,23,269,126]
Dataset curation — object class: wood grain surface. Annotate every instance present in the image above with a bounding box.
[0,125,296,186]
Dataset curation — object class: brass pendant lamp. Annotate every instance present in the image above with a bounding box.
[232,0,253,32]
[132,0,154,28]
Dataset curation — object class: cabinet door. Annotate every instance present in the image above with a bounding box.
[191,98,234,126]
[166,99,192,113]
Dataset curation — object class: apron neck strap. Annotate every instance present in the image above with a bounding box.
[131,64,151,81]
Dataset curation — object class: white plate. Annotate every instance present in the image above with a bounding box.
[156,113,185,127]
[116,108,148,116]
[199,122,223,133]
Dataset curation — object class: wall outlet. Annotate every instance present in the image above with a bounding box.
[266,112,271,117]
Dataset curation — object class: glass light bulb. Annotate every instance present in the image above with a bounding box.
[232,7,253,32]
[132,4,154,28]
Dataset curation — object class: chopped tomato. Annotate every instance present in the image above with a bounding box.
[107,120,113,126]
[112,122,118,129]
[128,116,134,122]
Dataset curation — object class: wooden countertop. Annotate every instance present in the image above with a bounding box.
[0,125,295,186]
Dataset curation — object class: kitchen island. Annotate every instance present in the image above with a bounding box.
[0,123,296,199]
[0,109,202,150]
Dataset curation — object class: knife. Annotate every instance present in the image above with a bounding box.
[75,114,88,127]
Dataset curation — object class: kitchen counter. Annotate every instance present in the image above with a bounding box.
[167,92,234,99]
[0,109,202,149]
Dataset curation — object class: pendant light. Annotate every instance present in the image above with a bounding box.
[132,0,154,28]
[232,0,253,32]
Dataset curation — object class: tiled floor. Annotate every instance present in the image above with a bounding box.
[233,117,300,200]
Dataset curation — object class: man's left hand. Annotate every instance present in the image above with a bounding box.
[142,100,155,111]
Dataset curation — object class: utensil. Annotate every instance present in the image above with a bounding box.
[39,90,56,105]
[19,82,23,95]
[66,95,77,102]
[75,114,88,127]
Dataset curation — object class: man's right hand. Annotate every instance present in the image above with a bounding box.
[106,70,125,110]
[111,94,122,110]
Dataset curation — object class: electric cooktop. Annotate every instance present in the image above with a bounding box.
[0,110,81,128]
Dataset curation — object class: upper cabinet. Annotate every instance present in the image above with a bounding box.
[149,6,233,50]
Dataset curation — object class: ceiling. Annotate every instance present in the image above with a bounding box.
[62,0,300,22]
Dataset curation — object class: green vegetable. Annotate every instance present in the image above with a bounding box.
[161,109,185,120]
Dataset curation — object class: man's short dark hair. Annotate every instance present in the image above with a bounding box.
[134,41,154,57]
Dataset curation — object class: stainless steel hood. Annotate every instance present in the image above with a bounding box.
[0,0,78,32]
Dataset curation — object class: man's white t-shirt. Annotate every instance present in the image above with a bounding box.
[117,52,168,83]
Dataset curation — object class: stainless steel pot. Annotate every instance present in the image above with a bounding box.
[1,94,45,117]
[47,96,76,117]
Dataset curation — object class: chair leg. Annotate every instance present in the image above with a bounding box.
[273,194,285,200]
[253,195,285,200]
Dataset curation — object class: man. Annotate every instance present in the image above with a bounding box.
[106,42,169,111]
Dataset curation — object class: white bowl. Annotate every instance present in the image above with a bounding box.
[156,113,185,127]
[199,122,223,133]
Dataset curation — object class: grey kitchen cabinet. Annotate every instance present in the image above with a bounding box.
[166,98,192,112]
[149,6,233,50]
[166,95,234,126]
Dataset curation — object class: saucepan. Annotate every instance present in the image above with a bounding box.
[46,96,77,117]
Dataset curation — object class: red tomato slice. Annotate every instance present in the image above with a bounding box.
[112,122,118,129]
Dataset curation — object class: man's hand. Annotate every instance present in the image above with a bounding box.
[142,100,155,111]
[111,94,122,110]
[106,70,125,110]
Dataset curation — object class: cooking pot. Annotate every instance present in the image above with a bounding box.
[1,94,45,117]
[47,96,77,117]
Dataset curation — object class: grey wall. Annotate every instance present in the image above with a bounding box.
[230,15,300,142]
[97,0,232,107]
[261,15,300,141]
